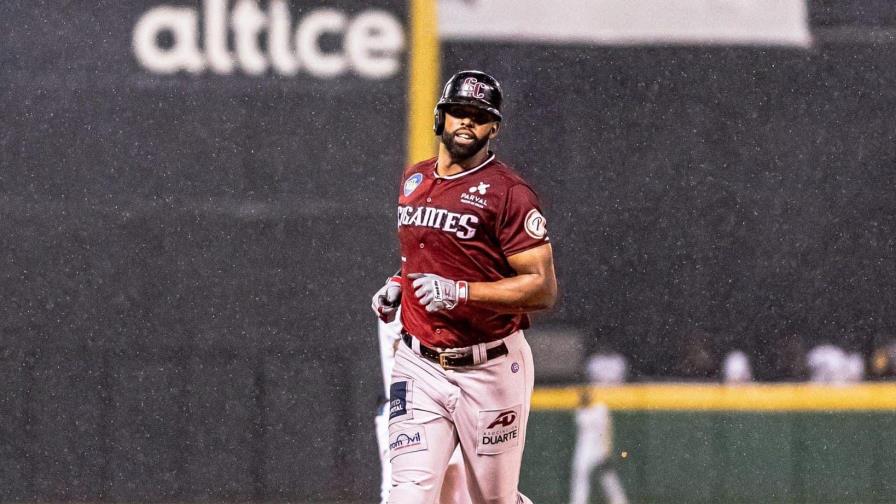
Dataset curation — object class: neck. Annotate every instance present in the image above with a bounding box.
[436,144,491,177]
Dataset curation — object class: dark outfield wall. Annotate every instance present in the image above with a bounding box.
[1,1,406,501]
[3,0,896,502]
[442,40,896,379]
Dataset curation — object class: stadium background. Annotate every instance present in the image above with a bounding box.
[2,0,895,502]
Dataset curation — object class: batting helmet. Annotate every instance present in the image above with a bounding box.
[433,70,503,135]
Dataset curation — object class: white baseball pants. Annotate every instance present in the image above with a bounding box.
[377,410,471,504]
[377,317,472,504]
[387,330,535,504]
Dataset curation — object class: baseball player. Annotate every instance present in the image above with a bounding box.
[569,354,628,504]
[371,70,558,504]
[373,306,472,504]
[721,350,753,384]
[806,344,865,384]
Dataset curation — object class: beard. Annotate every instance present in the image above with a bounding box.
[441,128,489,161]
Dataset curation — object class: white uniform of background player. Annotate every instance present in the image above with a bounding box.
[569,353,629,504]
[374,308,471,504]
[722,350,753,384]
[806,344,864,384]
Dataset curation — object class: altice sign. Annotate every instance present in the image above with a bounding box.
[133,0,405,78]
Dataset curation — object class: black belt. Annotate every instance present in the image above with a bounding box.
[401,330,508,368]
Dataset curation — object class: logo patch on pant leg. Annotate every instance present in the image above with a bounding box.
[476,404,522,455]
[389,426,428,460]
[389,380,414,423]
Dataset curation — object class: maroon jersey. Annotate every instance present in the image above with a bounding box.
[396,153,549,348]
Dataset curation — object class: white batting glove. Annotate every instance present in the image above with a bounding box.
[371,276,402,322]
[408,273,469,313]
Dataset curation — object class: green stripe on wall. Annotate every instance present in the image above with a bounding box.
[521,409,896,504]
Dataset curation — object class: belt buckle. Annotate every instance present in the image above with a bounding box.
[438,351,464,369]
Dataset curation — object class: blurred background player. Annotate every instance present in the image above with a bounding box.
[722,350,754,384]
[372,278,471,504]
[870,337,896,380]
[806,343,864,384]
[569,353,629,504]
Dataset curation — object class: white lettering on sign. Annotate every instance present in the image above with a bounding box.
[133,0,405,78]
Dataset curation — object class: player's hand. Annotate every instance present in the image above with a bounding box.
[371,276,402,322]
[408,273,468,313]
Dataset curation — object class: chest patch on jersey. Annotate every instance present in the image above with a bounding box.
[469,182,490,195]
[460,192,488,209]
[403,173,424,197]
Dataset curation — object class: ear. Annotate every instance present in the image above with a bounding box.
[489,122,501,139]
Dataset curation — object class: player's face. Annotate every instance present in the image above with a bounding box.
[441,105,500,160]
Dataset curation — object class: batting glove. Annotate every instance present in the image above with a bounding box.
[371,276,402,322]
[408,273,469,313]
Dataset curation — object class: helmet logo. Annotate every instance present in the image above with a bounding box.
[461,77,485,99]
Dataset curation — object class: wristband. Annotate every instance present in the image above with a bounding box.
[456,281,469,304]
[388,275,402,284]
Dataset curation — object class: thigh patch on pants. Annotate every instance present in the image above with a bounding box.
[389,425,429,460]
[476,404,522,455]
[389,380,414,424]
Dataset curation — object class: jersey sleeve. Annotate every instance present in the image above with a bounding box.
[498,184,550,256]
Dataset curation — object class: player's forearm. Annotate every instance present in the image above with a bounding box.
[468,272,557,313]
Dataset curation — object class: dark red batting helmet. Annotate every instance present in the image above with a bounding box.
[433,70,503,135]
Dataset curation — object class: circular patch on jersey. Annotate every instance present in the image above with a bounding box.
[511,362,520,373]
[403,173,424,197]
[524,209,547,240]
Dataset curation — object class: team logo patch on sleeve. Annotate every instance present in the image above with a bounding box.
[403,173,424,196]
[388,426,428,460]
[389,380,414,423]
[524,209,547,240]
[476,404,522,455]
